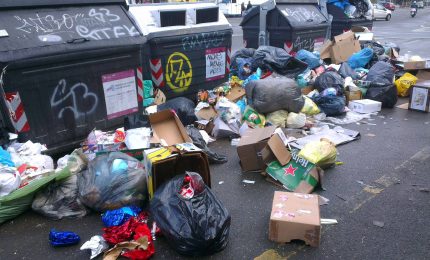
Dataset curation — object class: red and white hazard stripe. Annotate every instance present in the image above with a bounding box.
[136,67,144,102]
[150,59,164,88]
[226,47,231,74]
[5,92,30,133]
[284,41,294,54]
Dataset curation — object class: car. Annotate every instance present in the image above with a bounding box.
[417,1,424,8]
[379,1,396,11]
[373,4,392,21]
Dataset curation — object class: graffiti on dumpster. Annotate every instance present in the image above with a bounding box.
[182,32,225,51]
[293,36,315,52]
[165,52,193,93]
[13,7,139,42]
[282,7,325,24]
[50,79,98,120]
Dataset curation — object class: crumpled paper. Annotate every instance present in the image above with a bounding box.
[80,235,109,259]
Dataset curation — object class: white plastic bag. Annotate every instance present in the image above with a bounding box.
[0,167,21,196]
[286,112,307,129]
[125,127,151,149]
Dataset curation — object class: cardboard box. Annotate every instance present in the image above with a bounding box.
[143,143,211,198]
[345,90,362,105]
[401,60,426,71]
[237,126,277,172]
[194,119,215,135]
[348,99,382,113]
[149,110,192,146]
[265,149,322,194]
[416,70,430,83]
[269,191,321,247]
[408,80,430,112]
[259,131,291,168]
[321,31,361,64]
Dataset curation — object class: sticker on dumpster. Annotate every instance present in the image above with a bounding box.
[102,69,138,120]
[206,47,226,81]
[165,52,193,93]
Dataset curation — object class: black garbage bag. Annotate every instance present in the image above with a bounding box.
[78,152,147,212]
[151,172,231,256]
[32,175,89,219]
[186,126,227,164]
[339,62,359,79]
[314,71,345,95]
[231,48,256,75]
[251,46,307,77]
[124,114,150,131]
[246,78,304,114]
[312,95,346,116]
[366,61,394,85]
[349,0,369,16]
[157,97,197,126]
[362,41,385,56]
[365,82,398,108]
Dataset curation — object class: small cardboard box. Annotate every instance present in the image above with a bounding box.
[345,90,362,105]
[237,126,277,172]
[321,31,361,64]
[143,143,211,198]
[408,80,430,112]
[149,110,192,146]
[269,191,321,247]
[348,99,382,113]
[259,130,291,168]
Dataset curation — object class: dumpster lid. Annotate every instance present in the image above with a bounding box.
[129,3,231,39]
[0,0,126,10]
[0,4,143,63]
[277,4,328,27]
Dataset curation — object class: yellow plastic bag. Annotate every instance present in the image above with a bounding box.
[395,73,417,97]
[298,138,337,169]
[301,96,321,115]
[266,110,288,128]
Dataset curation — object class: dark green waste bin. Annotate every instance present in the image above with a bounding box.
[0,0,146,154]
[129,3,233,100]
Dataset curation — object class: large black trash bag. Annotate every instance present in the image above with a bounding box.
[366,61,394,85]
[314,71,345,95]
[157,97,197,126]
[151,172,231,256]
[246,78,305,114]
[339,62,359,79]
[186,126,227,164]
[312,95,346,116]
[365,82,398,108]
[124,114,150,131]
[364,62,397,108]
[231,48,256,75]
[251,46,307,78]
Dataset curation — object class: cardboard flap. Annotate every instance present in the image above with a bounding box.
[267,134,291,166]
[226,86,246,102]
[149,110,192,146]
[238,126,276,146]
[334,31,355,43]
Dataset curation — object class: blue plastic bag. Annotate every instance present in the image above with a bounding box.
[296,69,312,88]
[243,68,262,88]
[102,206,141,227]
[296,49,322,69]
[49,229,80,247]
[0,147,14,167]
[348,48,374,69]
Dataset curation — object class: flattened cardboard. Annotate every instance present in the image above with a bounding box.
[269,191,321,247]
[237,126,277,172]
[149,110,192,146]
[226,86,246,102]
[401,60,426,71]
[143,144,211,198]
[196,106,218,121]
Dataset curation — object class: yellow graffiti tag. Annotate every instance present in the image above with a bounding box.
[165,52,192,93]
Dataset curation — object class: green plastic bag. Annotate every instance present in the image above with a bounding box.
[0,168,70,224]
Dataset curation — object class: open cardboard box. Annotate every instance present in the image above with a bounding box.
[237,126,277,172]
[269,191,321,247]
[143,143,211,198]
[149,109,192,146]
[320,31,361,64]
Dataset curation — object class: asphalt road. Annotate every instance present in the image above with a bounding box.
[1,7,430,260]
